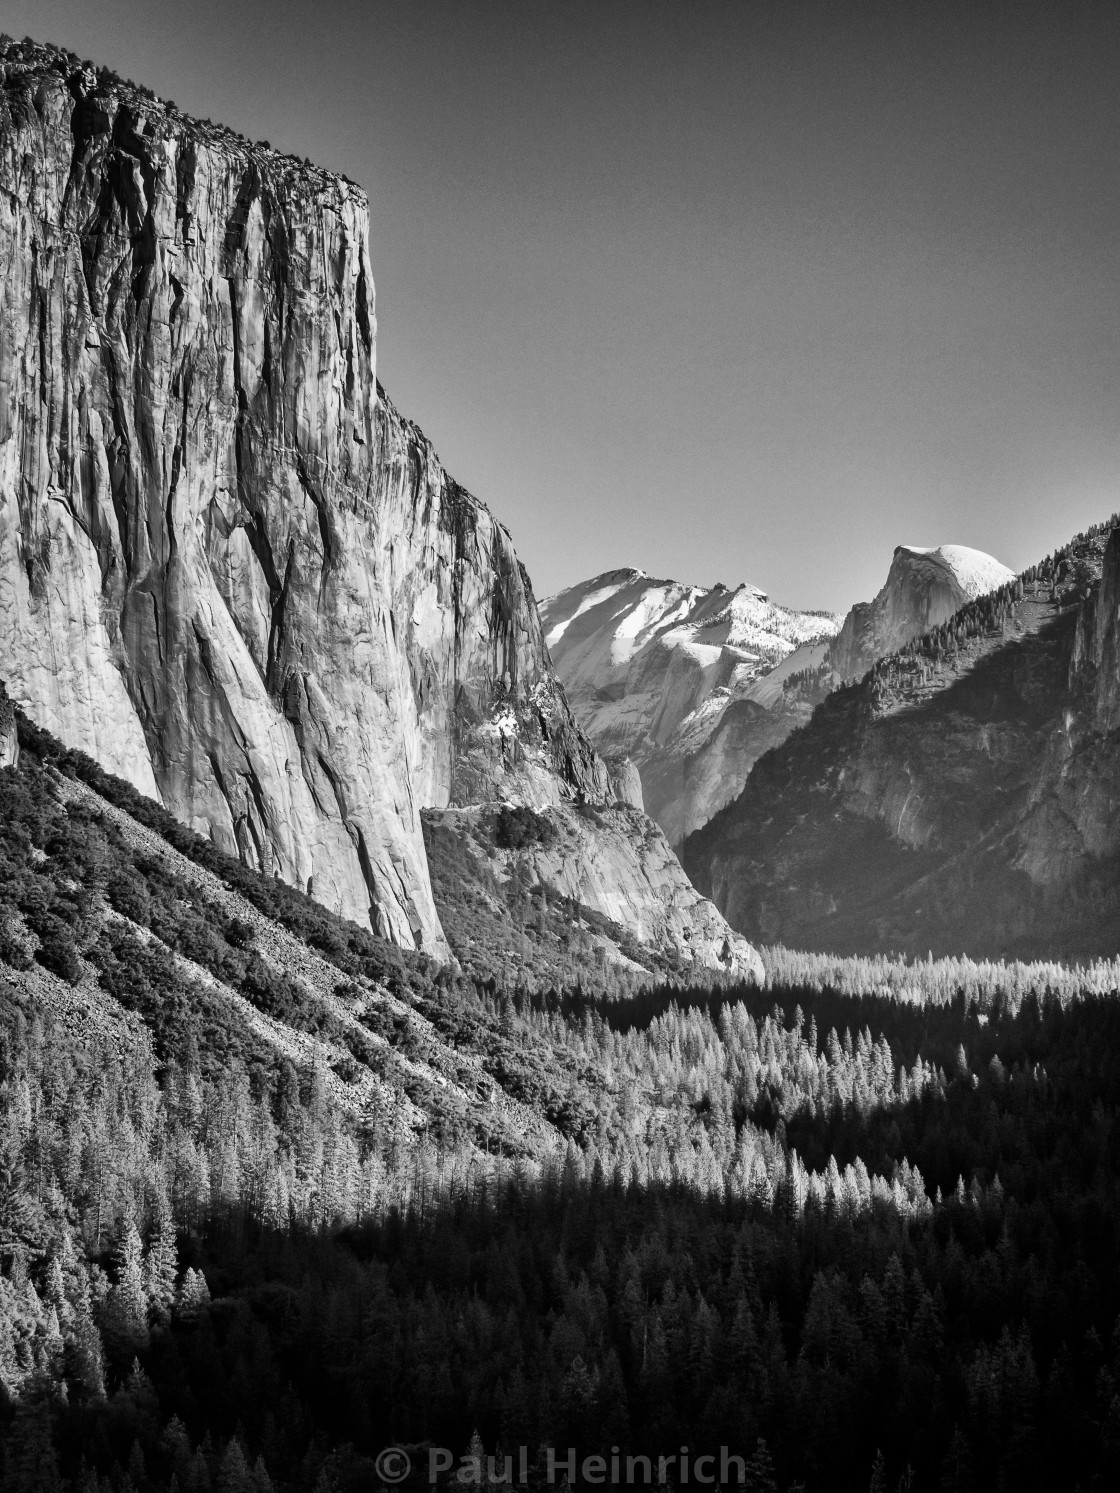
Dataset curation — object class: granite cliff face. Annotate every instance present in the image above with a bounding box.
[0,40,755,973]
[829,544,1014,683]
[684,522,1120,961]
[541,568,838,846]
[0,681,16,767]
[1072,527,1120,733]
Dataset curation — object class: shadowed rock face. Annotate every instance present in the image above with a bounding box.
[0,41,756,972]
[0,682,16,768]
[684,524,1120,961]
[1073,528,1120,734]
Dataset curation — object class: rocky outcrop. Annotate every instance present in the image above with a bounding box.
[520,801,762,980]
[684,521,1120,961]
[604,754,644,810]
[541,568,838,845]
[0,40,752,973]
[428,799,763,982]
[829,544,1014,682]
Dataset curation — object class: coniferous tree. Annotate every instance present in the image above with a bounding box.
[103,1220,148,1356]
[744,1438,778,1493]
[217,1439,256,1493]
[939,1429,975,1493]
[176,1266,211,1322]
[868,1450,888,1493]
[143,1208,178,1325]
[4,1377,61,1493]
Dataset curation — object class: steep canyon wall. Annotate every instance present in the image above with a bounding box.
[1,43,750,969]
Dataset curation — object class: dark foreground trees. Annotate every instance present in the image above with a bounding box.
[4,980,1120,1492]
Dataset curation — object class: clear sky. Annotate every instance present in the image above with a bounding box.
[7,1,1120,613]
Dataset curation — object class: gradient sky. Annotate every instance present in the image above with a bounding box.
[7,1,1120,613]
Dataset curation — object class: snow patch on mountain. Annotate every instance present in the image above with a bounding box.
[901,545,1015,600]
[746,639,834,710]
[541,570,840,844]
[543,570,646,652]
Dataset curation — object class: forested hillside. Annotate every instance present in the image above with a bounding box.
[3,705,1120,1489]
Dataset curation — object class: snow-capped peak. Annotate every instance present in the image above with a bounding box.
[830,542,1015,680]
[894,544,1015,600]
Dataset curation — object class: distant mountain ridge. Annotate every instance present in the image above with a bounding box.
[541,541,1013,852]
[541,569,839,845]
[684,518,1120,960]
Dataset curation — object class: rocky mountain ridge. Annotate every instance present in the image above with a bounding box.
[541,542,1012,854]
[541,568,838,845]
[0,38,756,976]
[684,519,1120,960]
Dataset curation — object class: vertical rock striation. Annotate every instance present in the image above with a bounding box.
[0,42,594,950]
[0,40,754,973]
[0,680,16,767]
[1072,528,1120,732]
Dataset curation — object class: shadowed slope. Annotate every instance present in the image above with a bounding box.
[684,520,1120,960]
